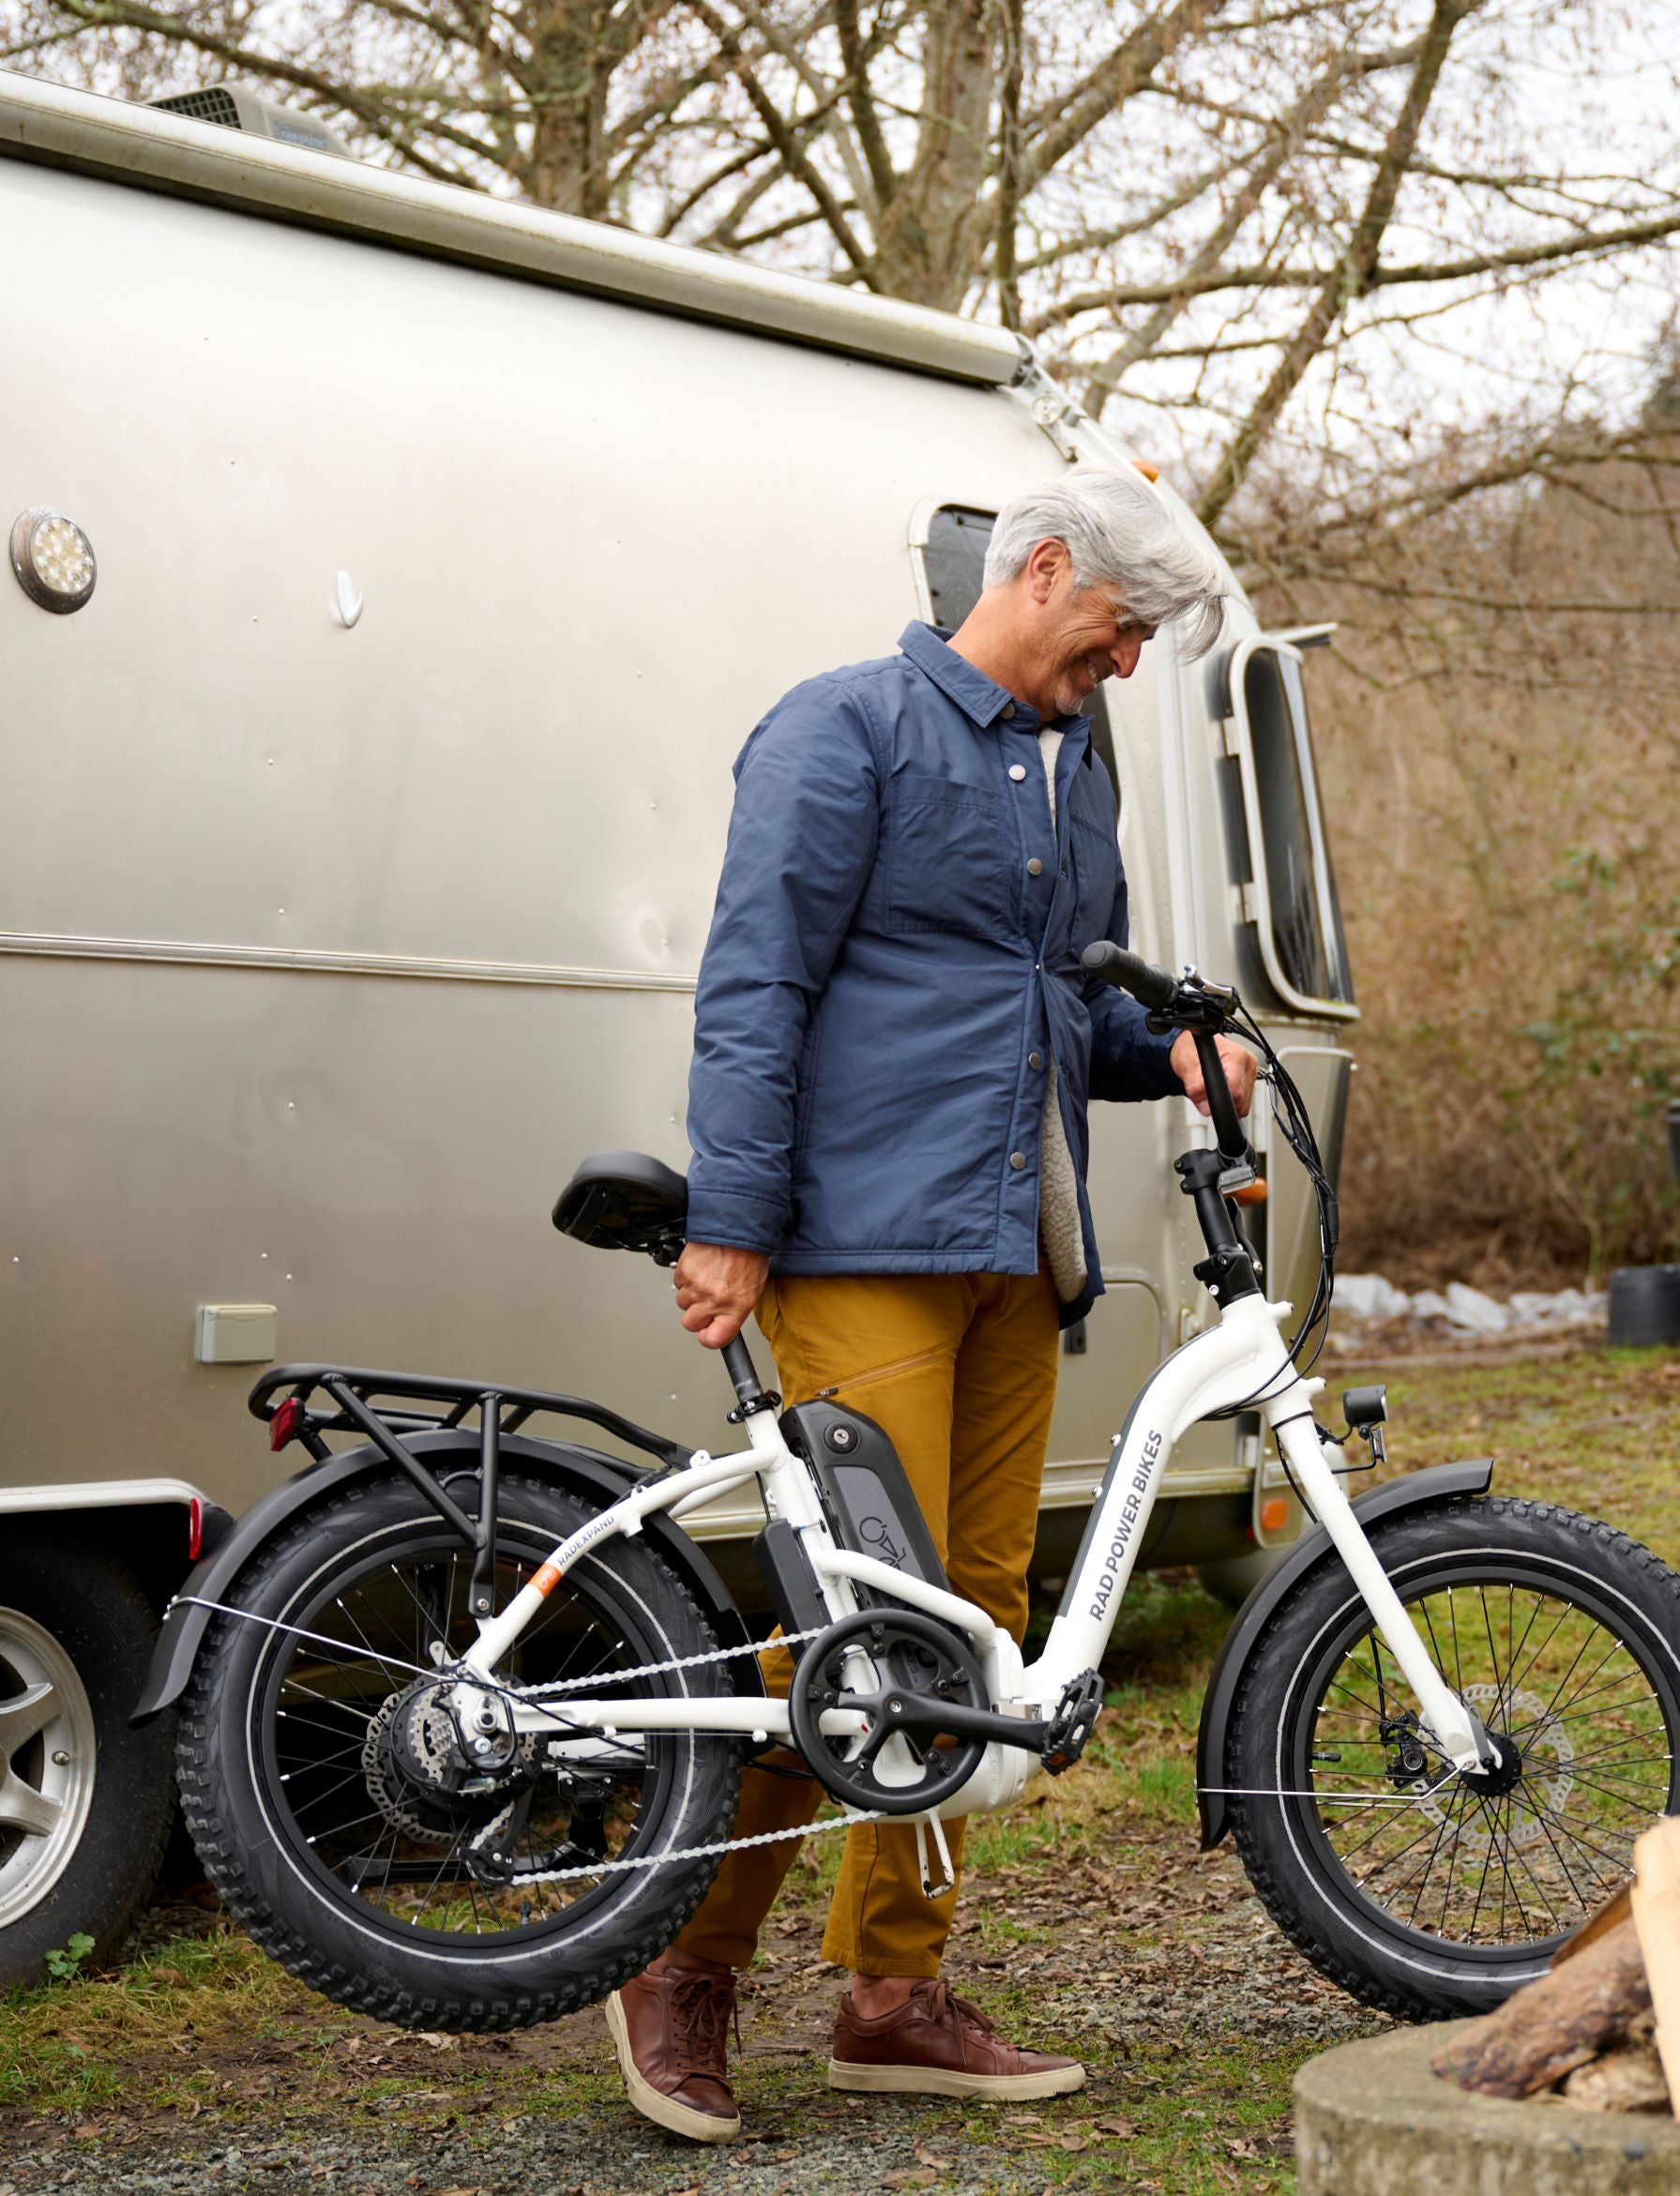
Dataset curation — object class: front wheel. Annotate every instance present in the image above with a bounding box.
[1226,1495,1680,2019]
[178,1474,742,2029]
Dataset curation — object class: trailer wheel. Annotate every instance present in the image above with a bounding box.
[0,1529,174,1988]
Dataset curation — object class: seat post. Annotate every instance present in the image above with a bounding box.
[722,1335,776,1417]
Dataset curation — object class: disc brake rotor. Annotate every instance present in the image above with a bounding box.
[1415,1683,1576,1854]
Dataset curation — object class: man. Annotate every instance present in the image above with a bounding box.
[605,468,1255,2143]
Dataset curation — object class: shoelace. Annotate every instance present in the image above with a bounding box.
[913,1978,997,2039]
[667,1973,741,2080]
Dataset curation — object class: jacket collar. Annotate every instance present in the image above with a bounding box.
[898,622,1092,759]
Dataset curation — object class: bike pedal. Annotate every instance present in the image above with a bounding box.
[1040,1669,1104,1777]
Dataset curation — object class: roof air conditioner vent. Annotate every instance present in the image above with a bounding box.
[147,85,354,159]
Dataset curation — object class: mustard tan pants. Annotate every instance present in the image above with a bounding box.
[674,1268,1061,1978]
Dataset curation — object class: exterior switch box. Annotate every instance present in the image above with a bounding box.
[196,1303,278,1365]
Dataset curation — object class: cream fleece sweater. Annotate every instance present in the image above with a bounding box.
[1037,730,1087,1304]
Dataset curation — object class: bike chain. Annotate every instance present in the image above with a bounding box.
[485,1622,891,1886]
[184,1595,885,1887]
[184,1594,1473,1895]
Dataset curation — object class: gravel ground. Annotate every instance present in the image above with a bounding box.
[0,1827,1381,2196]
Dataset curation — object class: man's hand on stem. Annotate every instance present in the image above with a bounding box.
[673,1241,770,1349]
[1169,1031,1258,1121]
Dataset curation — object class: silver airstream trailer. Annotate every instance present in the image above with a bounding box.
[0,69,1356,1981]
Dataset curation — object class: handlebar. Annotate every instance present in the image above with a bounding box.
[1081,940,1253,1171]
[1080,941,1176,1011]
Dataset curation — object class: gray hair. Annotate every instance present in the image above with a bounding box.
[981,467,1229,659]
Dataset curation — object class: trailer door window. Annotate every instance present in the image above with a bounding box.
[1219,638,1355,1020]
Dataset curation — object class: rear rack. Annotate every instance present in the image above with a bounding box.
[248,1363,698,1619]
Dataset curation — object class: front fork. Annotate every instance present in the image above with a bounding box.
[1265,1401,1491,1771]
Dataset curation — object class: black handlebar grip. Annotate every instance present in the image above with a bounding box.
[1081,941,1176,1009]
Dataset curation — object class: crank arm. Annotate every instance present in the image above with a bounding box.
[861,1694,1051,1755]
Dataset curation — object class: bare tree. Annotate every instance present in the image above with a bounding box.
[6,0,1680,553]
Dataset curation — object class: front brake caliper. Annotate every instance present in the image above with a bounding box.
[1379,1711,1430,1787]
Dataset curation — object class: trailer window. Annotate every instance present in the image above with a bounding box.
[919,505,994,630]
[912,501,1121,784]
[1219,640,1355,1020]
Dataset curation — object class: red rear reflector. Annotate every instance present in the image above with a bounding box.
[270,1395,304,1452]
[1260,1497,1290,1534]
[188,1496,204,1562]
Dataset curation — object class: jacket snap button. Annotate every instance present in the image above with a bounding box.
[1028,1052,1044,1070]
[999,703,1016,719]
[1027,857,1043,877]
[1009,1150,1027,1170]
[1008,764,1027,781]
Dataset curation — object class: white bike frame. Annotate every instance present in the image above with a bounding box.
[451,1287,1490,1823]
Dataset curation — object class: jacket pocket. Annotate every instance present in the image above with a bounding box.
[883,787,1010,939]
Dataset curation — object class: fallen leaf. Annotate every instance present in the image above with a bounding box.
[72,2126,97,2140]
[913,2144,953,2169]
[1059,2133,1090,2153]
[1093,2115,1135,2137]
[881,2173,936,2190]
[774,2150,801,2163]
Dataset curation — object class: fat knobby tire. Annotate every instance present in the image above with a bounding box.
[176,1475,742,2029]
[1225,1494,1680,2021]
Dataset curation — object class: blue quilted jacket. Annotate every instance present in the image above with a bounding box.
[685,623,1180,1328]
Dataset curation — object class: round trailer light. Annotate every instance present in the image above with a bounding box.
[9,507,97,613]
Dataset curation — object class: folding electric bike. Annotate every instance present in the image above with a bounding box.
[138,947,1680,2031]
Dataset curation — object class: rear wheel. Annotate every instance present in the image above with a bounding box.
[178,1475,741,2028]
[1226,1496,1680,2018]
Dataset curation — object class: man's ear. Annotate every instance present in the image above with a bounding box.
[1023,537,1068,605]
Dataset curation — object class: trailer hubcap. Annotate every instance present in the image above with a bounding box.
[0,1608,98,1927]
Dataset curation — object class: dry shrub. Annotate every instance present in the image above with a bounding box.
[1252,444,1680,1284]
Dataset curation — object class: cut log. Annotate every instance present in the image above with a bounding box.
[1431,1916,1651,2098]
[1560,2014,1671,2114]
[1631,1816,1680,2114]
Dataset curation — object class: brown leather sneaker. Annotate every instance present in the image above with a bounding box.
[829,1977,1085,2100]
[605,1952,742,2143]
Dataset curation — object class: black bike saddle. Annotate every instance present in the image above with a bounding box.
[552,1151,689,1263]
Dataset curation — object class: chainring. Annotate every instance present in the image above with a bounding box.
[789,1608,990,1817]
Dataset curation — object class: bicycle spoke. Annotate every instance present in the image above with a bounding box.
[258,1534,677,1942]
[1305,1563,1676,1949]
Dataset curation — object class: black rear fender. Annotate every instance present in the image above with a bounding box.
[132,1431,758,1722]
[1195,1459,1493,1848]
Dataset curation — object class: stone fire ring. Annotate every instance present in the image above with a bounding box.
[1294,2022,1680,2195]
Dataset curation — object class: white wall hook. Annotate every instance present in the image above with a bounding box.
[335,570,364,628]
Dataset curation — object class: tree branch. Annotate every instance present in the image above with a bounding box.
[1019,0,1230,196]
[834,0,895,213]
[686,0,876,278]
[1198,0,1479,530]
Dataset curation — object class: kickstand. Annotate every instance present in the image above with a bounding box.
[914,1811,956,1900]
